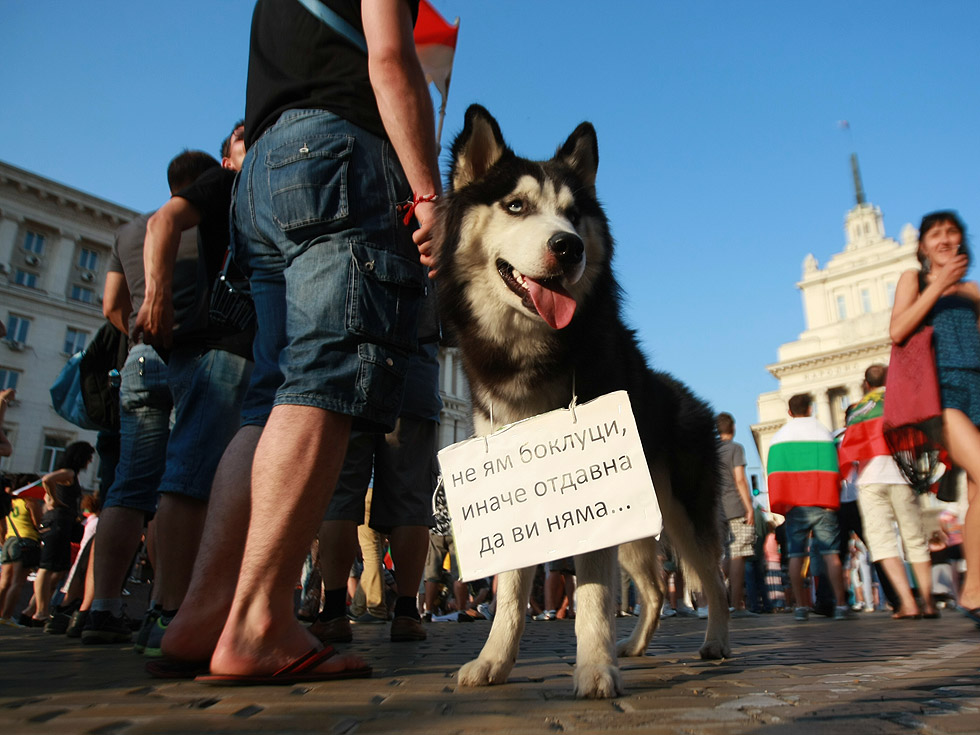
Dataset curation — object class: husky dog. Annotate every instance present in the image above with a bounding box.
[434,105,731,699]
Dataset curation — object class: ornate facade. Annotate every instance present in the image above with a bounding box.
[752,183,920,470]
[0,159,473,489]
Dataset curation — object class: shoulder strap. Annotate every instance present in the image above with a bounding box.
[295,0,368,53]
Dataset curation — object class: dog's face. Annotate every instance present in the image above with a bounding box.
[440,105,610,338]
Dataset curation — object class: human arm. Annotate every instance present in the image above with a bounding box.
[0,388,13,457]
[134,197,202,350]
[889,258,968,344]
[733,464,754,526]
[361,0,443,276]
[102,271,132,336]
[41,469,76,510]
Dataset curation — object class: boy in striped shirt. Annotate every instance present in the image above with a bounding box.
[767,393,850,621]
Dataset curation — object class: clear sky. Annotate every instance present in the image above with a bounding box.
[2,1,978,476]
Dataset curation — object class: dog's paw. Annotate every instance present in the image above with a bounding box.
[615,636,647,658]
[457,657,512,687]
[698,639,731,660]
[573,663,623,699]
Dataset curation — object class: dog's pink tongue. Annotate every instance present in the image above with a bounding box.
[526,279,576,329]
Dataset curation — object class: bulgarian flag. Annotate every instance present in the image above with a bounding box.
[414,0,459,146]
[766,418,841,515]
[838,387,892,472]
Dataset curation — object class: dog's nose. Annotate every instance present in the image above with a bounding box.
[548,232,584,265]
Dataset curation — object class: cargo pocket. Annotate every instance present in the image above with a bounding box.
[267,134,353,232]
[356,342,410,417]
[347,241,425,352]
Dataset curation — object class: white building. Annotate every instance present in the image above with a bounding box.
[752,159,920,468]
[0,159,474,491]
[0,161,135,488]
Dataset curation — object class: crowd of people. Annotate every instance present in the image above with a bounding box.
[1,1,978,689]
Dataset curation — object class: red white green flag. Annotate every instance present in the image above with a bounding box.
[838,387,892,472]
[766,417,841,515]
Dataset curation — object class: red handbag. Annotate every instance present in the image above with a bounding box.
[882,326,950,493]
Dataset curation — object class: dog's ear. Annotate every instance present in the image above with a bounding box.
[556,123,598,191]
[450,105,507,191]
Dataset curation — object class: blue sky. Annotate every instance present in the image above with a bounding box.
[2,1,979,475]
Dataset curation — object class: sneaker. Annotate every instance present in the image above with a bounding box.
[0,617,25,628]
[142,614,172,658]
[309,616,353,644]
[66,609,89,638]
[833,605,853,621]
[391,615,427,642]
[696,606,709,619]
[660,602,677,618]
[81,610,133,644]
[476,602,493,621]
[133,608,162,654]
[349,611,389,624]
[532,610,557,621]
[45,609,74,635]
[421,611,433,623]
[730,609,760,619]
[794,606,809,622]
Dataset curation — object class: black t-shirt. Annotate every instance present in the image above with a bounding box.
[245,0,419,146]
[176,167,254,360]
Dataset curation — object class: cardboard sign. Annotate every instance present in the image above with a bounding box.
[438,391,662,581]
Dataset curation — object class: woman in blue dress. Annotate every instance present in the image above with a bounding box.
[890,211,980,623]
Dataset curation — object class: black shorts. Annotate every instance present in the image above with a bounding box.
[38,510,74,572]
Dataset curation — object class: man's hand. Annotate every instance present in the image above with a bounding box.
[413,200,440,278]
[133,293,174,351]
[744,506,755,528]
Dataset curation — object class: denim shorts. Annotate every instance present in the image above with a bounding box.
[157,346,253,501]
[103,344,172,514]
[233,109,426,432]
[785,506,841,558]
[938,366,980,426]
[322,416,437,533]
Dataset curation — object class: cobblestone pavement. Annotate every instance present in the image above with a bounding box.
[1,610,978,734]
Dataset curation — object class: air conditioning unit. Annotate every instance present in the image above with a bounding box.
[81,271,95,282]
[24,254,40,266]
[4,339,24,351]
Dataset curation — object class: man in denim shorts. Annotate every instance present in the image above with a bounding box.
[164,1,442,683]
[87,147,254,644]
[766,394,850,622]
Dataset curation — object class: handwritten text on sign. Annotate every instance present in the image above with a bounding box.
[437,391,662,581]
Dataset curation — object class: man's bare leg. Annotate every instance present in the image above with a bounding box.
[210,405,365,676]
[153,493,207,611]
[161,426,260,663]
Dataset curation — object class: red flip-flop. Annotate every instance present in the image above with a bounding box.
[195,646,372,685]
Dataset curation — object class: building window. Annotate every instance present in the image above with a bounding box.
[861,288,872,314]
[836,295,847,320]
[6,315,30,344]
[40,436,68,473]
[0,368,20,390]
[14,270,38,288]
[78,248,99,271]
[63,327,88,355]
[886,282,896,307]
[23,231,46,255]
[70,285,96,304]
[828,387,850,431]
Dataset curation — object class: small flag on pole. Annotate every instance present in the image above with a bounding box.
[414,0,459,147]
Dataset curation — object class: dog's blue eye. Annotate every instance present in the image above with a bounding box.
[505,199,523,214]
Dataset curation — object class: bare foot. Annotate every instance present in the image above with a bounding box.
[209,613,368,677]
[161,605,225,663]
